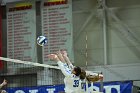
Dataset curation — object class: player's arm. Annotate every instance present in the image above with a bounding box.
[57,61,73,77]
[0,79,7,89]
[56,51,73,70]
[47,54,72,77]
[56,51,66,63]
[61,51,74,69]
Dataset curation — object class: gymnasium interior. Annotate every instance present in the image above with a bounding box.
[0,0,140,93]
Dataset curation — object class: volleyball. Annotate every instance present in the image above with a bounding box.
[37,36,47,46]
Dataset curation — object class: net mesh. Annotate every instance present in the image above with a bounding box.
[0,57,64,88]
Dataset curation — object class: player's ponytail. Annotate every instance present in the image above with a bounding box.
[74,66,86,80]
[79,69,86,80]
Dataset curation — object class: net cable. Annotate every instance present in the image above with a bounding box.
[0,57,60,69]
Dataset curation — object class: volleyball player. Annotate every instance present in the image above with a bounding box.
[48,52,86,93]
[60,50,103,82]
[48,50,103,93]
[59,51,103,93]
[0,79,7,93]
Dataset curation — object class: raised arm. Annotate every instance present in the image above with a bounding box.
[56,50,66,63]
[47,54,72,77]
[0,79,7,89]
[61,51,74,69]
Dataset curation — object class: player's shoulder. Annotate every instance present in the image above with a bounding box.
[72,75,80,79]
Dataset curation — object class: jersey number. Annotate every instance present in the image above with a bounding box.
[73,80,79,87]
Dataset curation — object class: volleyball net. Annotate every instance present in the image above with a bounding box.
[0,56,103,93]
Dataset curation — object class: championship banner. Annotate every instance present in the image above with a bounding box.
[5,81,133,93]
[0,6,3,69]
[41,0,74,64]
[6,1,36,70]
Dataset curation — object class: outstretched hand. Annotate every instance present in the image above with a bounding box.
[2,79,7,86]
[0,79,7,89]
[61,50,68,57]
[47,54,59,62]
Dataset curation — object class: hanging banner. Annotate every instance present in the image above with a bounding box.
[6,1,36,70]
[41,0,74,64]
[5,81,132,93]
[6,84,65,93]
[93,81,133,93]
[0,6,3,69]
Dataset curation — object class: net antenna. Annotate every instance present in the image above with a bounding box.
[85,31,88,69]
[0,57,60,69]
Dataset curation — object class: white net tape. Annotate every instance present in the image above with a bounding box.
[0,57,60,69]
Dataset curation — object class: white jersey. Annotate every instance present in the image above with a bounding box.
[57,61,85,93]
